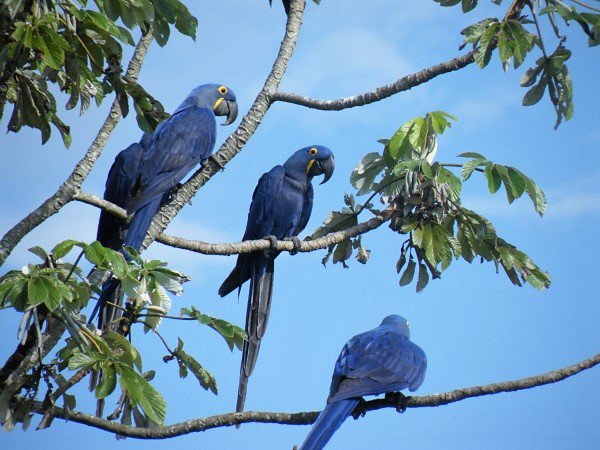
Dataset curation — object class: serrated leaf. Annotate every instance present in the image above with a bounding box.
[173,348,217,395]
[95,364,117,399]
[484,163,502,193]
[119,365,166,424]
[399,259,416,286]
[461,158,486,181]
[416,263,429,292]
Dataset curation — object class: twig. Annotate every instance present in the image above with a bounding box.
[570,0,600,13]
[25,352,600,439]
[73,190,395,256]
[271,50,476,111]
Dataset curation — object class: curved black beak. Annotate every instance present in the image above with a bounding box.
[308,154,335,185]
[215,99,238,126]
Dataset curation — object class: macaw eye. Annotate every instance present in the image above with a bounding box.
[309,147,318,155]
[218,86,228,95]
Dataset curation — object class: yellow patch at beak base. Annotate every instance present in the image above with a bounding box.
[306,159,316,174]
[213,97,224,110]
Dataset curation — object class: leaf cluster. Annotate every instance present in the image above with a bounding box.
[0,0,197,145]
[312,112,550,292]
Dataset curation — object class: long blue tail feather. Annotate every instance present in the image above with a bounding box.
[300,399,359,450]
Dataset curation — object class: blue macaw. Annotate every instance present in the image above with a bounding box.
[299,315,427,450]
[218,145,335,413]
[93,84,238,329]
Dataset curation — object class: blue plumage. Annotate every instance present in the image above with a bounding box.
[219,145,335,413]
[93,84,238,329]
[300,315,427,450]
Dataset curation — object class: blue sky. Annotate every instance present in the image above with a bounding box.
[1,1,599,449]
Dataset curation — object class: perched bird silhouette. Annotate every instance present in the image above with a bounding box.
[92,83,238,330]
[219,145,334,413]
[299,315,427,450]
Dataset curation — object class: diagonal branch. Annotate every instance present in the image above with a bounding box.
[26,352,600,439]
[271,50,476,111]
[73,191,394,255]
[140,0,307,251]
[0,29,154,267]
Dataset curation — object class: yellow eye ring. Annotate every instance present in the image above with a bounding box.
[218,86,228,95]
[309,147,318,155]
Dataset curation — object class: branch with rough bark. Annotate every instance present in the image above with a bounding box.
[0,29,154,267]
[272,50,476,111]
[74,190,394,255]
[24,352,599,439]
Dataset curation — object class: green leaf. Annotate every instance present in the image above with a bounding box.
[309,210,358,240]
[68,350,100,370]
[119,365,166,424]
[95,364,117,399]
[461,158,486,181]
[416,262,429,292]
[484,163,502,193]
[27,277,48,307]
[104,331,143,371]
[51,240,84,260]
[399,259,416,286]
[458,152,486,159]
[39,276,62,310]
[144,286,171,332]
[523,77,547,106]
[181,306,246,352]
[350,152,386,195]
[475,22,500,68]
[173,346,218,395]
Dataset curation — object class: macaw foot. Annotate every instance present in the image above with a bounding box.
[351,398,368,420]
[283,236,302,255]
[385,391,412,413]
[208,154,226,171]
[263,235,279,257]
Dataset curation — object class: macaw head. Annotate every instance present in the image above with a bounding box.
[176,83,238,125]
[381,315,410,338]
[285,145,335,185]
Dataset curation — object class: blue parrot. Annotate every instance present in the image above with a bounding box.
[92,84,238,329]
[299,315,427,450]
[218,145,335,413]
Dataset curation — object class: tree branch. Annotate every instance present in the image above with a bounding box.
[140,0,307,251]
[0,321,67,423]
[73,190,394,255]
[0,29,154,267]
[25,352,599,439]
[271,50,476,111]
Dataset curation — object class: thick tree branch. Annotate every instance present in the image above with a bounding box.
[140,0,307,251]
[26,352,599,439]
[0,30,154,267]
[271,50,476,111]
[73,191,394,255]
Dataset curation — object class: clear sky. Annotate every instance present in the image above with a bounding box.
[1,1,599,449]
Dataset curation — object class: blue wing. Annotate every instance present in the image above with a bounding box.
[328,328,427,402]
[218,166,285,298]
[243,166,286,240]
[126,106,216,214]
[96,142,143,249]
[294,183,314,236]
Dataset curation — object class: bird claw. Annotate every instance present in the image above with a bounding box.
[263,235,278,257]
[351,398,368,420]
[208,154,226,171]
[283,236,301,255]
[385,392,411,413]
